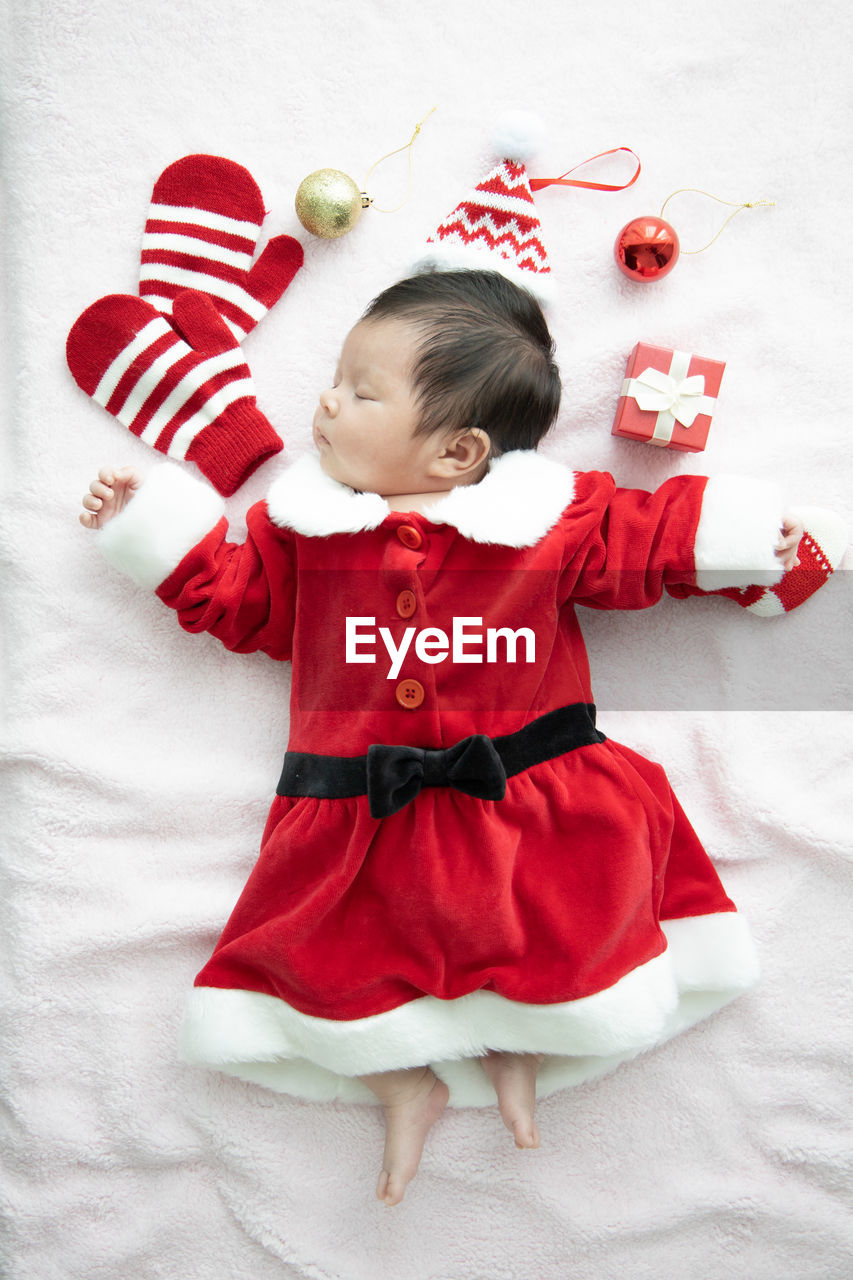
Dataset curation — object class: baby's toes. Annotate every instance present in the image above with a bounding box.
[511,1117,541,1150]
[496,1097,538,1148]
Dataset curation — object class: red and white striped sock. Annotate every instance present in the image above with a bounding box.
[670,507,848,615]
[67,291,283,495]
[139,154,303,340]
[735,508,847,615]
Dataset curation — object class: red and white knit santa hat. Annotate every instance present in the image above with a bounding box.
[413,113,555,305]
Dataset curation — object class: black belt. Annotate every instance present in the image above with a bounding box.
[277,702,605,819]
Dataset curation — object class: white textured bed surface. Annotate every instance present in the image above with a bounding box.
[2,1,851,1276]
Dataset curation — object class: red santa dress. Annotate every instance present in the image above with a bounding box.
[98,448,784,1105]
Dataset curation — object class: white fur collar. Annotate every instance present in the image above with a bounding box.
[265,450,576,548]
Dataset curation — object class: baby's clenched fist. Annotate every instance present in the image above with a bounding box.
[80,467,141,529]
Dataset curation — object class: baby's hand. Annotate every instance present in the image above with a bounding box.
[80,467,141,529]
[775,513,804,572]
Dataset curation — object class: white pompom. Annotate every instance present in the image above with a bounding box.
[492,110,546,162]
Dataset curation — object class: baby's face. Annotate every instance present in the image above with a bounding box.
[313,317,446,497]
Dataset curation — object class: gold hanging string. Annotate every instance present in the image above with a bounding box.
[362,106,438,213]
[659,188,775,255]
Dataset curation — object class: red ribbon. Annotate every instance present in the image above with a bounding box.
[529,147,641,193]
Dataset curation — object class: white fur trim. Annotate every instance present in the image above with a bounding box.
[179,911,759,1106]
[693,474,786,590]
[98,463,225,590]
[661,911,760,992]
[492,110,545,162]
[265,454,389,537]
[411,243,557,306]
[266,450,574,547]
[427,449,574,546]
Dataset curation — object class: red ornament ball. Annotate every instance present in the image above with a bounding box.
[614,216,680,282]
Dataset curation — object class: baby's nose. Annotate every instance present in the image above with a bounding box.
[318,388,338,415]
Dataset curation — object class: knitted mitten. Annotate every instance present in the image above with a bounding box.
[139,154,303,340]
[67,290,282,495]
[669,508,848,615]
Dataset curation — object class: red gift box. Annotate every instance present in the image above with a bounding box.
[612,342,725,452]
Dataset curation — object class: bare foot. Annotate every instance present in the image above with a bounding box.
[479,1051,545,1149]
[80,467,141,529]
[361,1066,449,1206]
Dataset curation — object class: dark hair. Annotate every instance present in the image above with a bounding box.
[361,270,561,455]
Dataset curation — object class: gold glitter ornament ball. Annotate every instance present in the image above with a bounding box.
[294,168,370,238]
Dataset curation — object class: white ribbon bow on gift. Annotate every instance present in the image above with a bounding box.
[629,367,707,427]
[621,349,718,445]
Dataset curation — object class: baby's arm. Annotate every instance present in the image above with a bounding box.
[79,462,297,659]
[80,467,141,530]
[564,472,826,614]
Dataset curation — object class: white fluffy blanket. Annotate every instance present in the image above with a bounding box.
[2,0,852,1276]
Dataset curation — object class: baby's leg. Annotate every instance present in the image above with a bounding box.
[479,1051,546,1149]
[361,1066,449,1206]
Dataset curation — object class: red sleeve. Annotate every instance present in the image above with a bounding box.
[156,501,297,660]
[559,470,707,611]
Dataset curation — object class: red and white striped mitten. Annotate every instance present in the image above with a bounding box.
[669,508,848,615]
[139,155,303,340]
[67,290,283,496]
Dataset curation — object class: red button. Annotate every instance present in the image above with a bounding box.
[396,524,423,550]
[395,679,424,708]
[396,589,416,618]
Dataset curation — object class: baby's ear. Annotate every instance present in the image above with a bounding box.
[441,427,492,467]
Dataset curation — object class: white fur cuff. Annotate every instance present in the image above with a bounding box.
[693,474,786,590]
[98,463,225,590]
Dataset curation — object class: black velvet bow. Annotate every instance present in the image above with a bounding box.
[366,734,508,818]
